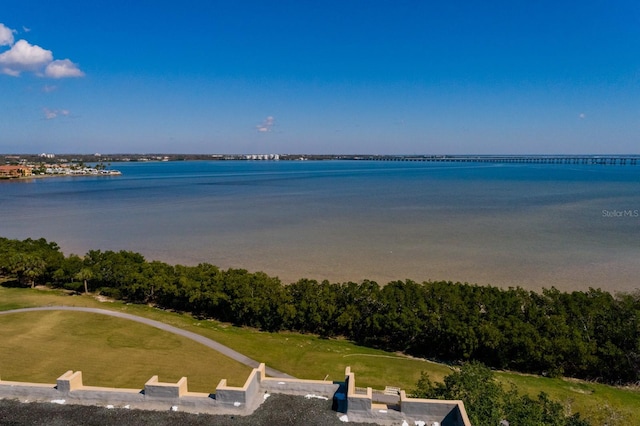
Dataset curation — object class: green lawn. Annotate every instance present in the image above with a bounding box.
[496,372,640,425]
[0,310,250,391]
[1,286,639,424]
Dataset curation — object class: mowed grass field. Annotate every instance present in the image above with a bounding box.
[1,286,639,424]
[0,310,251,391]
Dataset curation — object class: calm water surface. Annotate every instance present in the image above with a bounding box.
[1,161,638,292]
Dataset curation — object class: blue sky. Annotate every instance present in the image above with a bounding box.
[1,0,639,154]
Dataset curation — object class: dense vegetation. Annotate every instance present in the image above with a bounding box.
[413,362,589,426]
[1,236,639,386]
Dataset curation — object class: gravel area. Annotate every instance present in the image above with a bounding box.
[0,394,371,426]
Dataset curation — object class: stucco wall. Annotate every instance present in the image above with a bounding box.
[0,364,470,425]
[214,363,263,411]
[261,377,339,396]
[400,391,471,426]
[144,376,188,399]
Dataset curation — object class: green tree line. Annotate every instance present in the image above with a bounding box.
[1,236,639,385]
[412,362,589,426]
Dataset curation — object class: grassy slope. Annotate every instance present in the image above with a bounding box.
[1,287,639,424]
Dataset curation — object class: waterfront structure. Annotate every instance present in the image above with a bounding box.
[245,154,280,160]
[368,154,639,166]
[0,165,32,179]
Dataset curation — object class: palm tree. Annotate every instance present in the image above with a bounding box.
[8,253,46,288]
[75,268,93,294]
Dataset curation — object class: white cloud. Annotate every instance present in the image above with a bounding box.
[579,113,586,119]
[0,23,84,78]
[0,23,14,46]
[45,59,85,78]
[43,84,58,93]
[43,108,57,120]
[256,116,275,132]
[0,39,53,76]
[43,108,70,120]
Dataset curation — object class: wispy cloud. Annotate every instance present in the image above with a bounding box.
[43,108,70,120]
[0,22,84,78]
[256,116,275,132]
[0,23,15,46]
[42,84,58,93]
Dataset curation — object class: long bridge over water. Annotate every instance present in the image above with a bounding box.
[363,155,639,166]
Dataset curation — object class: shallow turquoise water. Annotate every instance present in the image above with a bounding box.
[1,161,638,291]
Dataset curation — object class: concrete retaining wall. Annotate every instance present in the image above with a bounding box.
[400,391,471,426]
[144,375,188,398]
[261,375,339,397]
[400,391,459,417]
[0,365,470,425]
[214,363,263,411]
[0,380,59,400]
[345,367,372,413]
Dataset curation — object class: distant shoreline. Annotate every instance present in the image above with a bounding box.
[3,153,640,165]
[0,170,122,181]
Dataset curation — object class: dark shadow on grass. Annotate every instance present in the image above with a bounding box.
[1,279,24,288]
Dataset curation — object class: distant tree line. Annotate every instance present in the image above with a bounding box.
[1,236,639,386]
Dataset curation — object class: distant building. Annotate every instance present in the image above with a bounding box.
[0,165,32,179]
[245,154,280,160]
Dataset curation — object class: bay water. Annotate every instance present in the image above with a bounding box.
[1,160,638,292]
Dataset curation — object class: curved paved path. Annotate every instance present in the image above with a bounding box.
[0,306,294,379]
